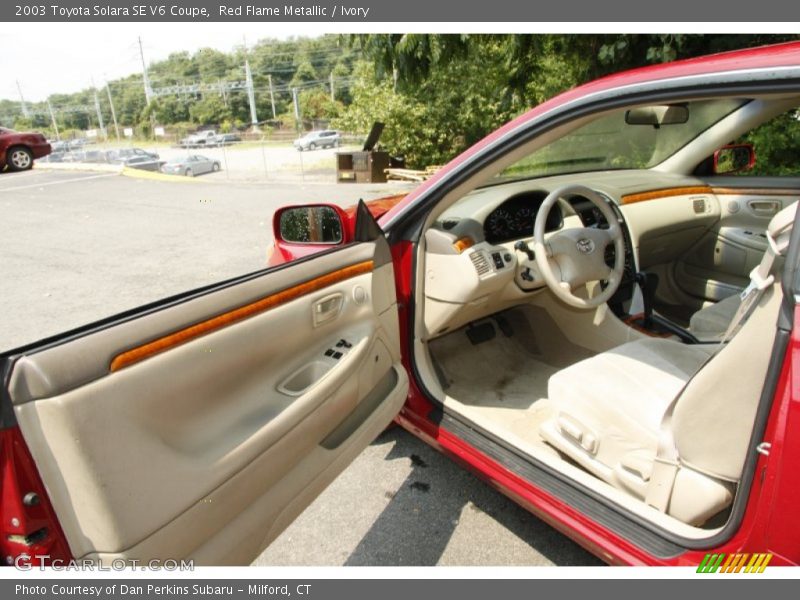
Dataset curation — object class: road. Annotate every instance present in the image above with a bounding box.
[0,168,602,566]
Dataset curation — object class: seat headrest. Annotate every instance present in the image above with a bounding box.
[768,202,798,256]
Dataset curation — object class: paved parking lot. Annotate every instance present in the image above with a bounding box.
[0,168,601,566]
[44,140,354,183]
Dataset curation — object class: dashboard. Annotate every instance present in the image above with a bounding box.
[422,170,724,338]
[483,191,564,243]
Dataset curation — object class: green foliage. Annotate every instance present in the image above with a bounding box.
[742,110,800,176]
[189,95,231,125]
[299,89,343,120]
[342,34,800,168]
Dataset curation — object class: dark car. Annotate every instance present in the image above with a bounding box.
[121,155,166,172]
[107,148,160,163]
[0,126,51,171]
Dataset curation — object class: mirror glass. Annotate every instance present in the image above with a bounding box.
[715,145,755,174]
[279,206,343,244]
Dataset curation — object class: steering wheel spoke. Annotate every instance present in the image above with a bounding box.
[605,224,623,243]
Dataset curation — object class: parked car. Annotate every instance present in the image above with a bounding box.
[4,43,800,569]
[0,126,51,171]
[160,154,220,176]
[293,129,341,151]
[80,150,111,163]
[107,148,160,163]
[179,130,218,148]
[211,133,241,147]
[39,151,66,163]
[120,155,166,172]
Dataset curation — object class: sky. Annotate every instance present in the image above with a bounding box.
[5,21,795,104]
[0,23,317,102]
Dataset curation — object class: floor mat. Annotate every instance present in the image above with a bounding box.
[428,309,594,457]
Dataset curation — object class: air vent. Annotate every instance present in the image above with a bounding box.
[469,251,491,276]
[442,218,460,230]
[692,197,707,214]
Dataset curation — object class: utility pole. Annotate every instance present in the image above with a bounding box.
[138,36,153,104]
[242,35,258,131]
[330,72,335,101]
[91,77,106,139]
[267,74,277,120]
[218,79,228,108]
[16,80,29,118]
[245,59,258,129]
[105,80,121,141]
[292,87,301,131]
[47,100,60,140]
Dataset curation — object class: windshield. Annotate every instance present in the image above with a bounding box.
[498,98,748,181]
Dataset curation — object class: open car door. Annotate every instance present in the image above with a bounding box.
[0,205,407,565]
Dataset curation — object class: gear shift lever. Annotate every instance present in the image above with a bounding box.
[635,272,659,328]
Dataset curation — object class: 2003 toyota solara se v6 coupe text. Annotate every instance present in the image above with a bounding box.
[3,42,800,567]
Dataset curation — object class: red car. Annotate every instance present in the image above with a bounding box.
[3,42,800,568]
[0,127,51,172]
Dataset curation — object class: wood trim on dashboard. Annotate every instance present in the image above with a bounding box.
[109,260,374,372]
[620,186,713,205]
[711,187,800,196]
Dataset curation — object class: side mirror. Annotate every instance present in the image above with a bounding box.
[713,144,756,174]
[274,205,347,245]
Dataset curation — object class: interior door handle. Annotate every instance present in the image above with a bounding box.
[312,293,343,327]
[748,200,781,217]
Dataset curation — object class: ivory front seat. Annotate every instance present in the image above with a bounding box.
[540,203,795,526]
[689,293,740,340]
[540,284,780,525]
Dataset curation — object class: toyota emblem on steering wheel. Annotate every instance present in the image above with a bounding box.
[576,238,595,254]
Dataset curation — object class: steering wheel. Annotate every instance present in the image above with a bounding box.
[532,184,625,309]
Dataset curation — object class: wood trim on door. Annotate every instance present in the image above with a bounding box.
[110,260,374,372]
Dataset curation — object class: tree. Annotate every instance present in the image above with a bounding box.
[342,34,800,167]
[189,95,230,125]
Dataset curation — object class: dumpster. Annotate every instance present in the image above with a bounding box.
[336,122,404,183]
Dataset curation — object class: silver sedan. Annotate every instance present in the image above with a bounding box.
[160,155,221,177]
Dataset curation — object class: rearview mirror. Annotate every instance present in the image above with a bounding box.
[713,144,756,174]
[276,205,345,245]
[625,104,690,127]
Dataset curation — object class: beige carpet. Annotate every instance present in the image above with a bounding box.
[428,307,595,457]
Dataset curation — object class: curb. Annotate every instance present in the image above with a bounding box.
[35,162,123,174]
[120,167,200,183]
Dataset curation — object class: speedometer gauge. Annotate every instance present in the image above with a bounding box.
[483,191,562,244]
[485,208,514,241]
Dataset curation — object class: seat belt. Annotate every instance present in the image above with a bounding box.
[717,241,779,347]
[645,239,780,513]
